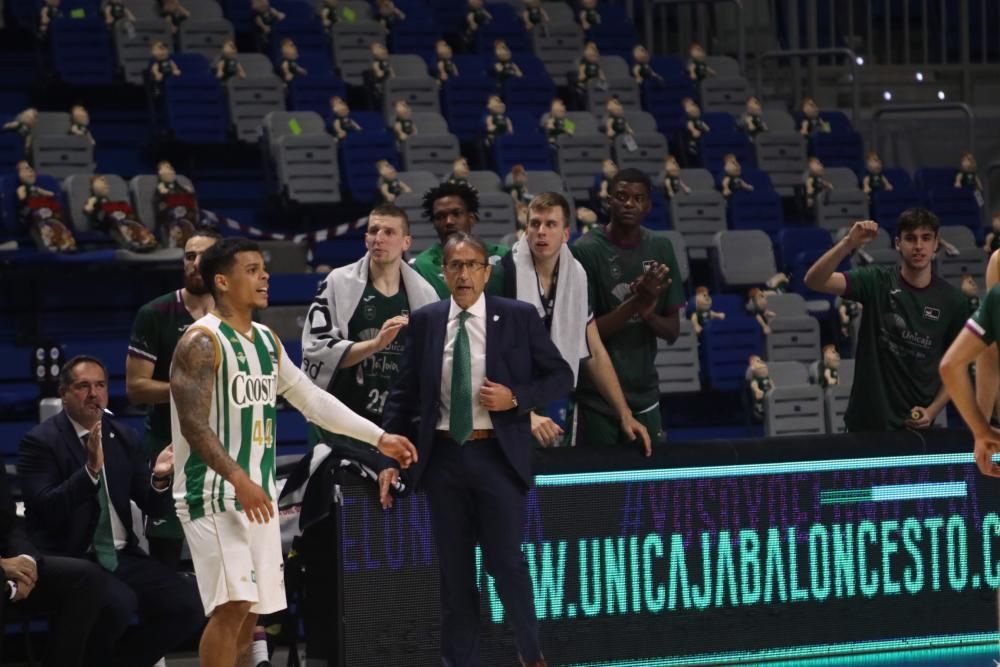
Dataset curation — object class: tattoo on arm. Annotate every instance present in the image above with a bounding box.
[171,331,242,482]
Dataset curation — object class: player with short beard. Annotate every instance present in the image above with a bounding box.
[126,229,221,568]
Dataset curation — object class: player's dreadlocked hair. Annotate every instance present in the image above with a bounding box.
[421,181,480,221]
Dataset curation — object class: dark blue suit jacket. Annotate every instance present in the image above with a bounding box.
[383,295,574,490]
[17,412,171,557]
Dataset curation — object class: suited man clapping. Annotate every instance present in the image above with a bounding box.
[382,232,574,667]
[18,356,204,666]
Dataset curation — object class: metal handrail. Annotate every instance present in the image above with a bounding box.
[755,48,861,125]
[645,0,745,71]
[871,103,976,158]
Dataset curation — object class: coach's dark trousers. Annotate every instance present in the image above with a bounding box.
[423,435,540,667]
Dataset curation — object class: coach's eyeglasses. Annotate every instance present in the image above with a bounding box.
[443,260,489,274]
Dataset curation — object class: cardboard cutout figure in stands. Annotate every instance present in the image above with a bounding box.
[492,40,523,88]
[819,344,841,388]
[799,97,831,136]
[321,0,340,32]
[604,96,633,140]
[84,175,158,252]
[838,297,861,340]
[682,97,708,161]
[155,161,199,248]
[377,0,406,30]
[279,38,308,83]
[687,42,715,82]
[465,0,493,47]
[161,0,191,35]
[38,0,62,39]
[376,160,411,203]
[16,162,76,253]
[148,41,181,98]
[661,155,689,199]
[506,164,531,230]
[545,98,573,147]
[690,286,725,336]
[445,157,472,188]
[69,105,96,146]
[370,42,394,97]
[743,96,767,140]
[631,45,662,86]
[330,96,361,140]
[862,151,892,196]
[3,107,38,154]
[521,0,549,31]
[103,0,135,26]
[252,0,286,43]
[578,0,601,31]
[215,40,246,81]
[984,215,1000,254]
[721,153,754,198]
[765,272,790,294]
[484,95,513,147]
[747,287,775,335]
[434,40,458,84]
[576,42,604,94]
[962,274,981,316]
[955,151,983,192]
[392,99,416,143]
[805,156,834,208]
[747,354,771,421]
[596,158,617,213]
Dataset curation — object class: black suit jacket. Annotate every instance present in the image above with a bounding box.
[17,412,171,557]
[0,464,38,561]
[383,295,574,490]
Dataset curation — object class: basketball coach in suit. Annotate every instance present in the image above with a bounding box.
[18,355,204,666]
[382,232,574,667]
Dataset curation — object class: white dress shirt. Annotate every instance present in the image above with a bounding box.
[69,416,128,550]
[437,293,494,431]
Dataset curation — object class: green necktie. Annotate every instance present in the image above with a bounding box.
[449,310,473,444]
[93,469,119,572]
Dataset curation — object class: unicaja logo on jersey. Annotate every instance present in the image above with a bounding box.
[230,373,277,407]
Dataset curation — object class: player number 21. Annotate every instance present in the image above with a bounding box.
[252,418,274,447]
[366,389,388,415]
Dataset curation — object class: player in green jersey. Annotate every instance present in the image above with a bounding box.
[411,181,509,298]
[805,211,966,432]
[571,169,685,448]
[127,229,219,568]
[500,191,651,454]
[170,237,417,667]
[301,204,438,486]
[941,284,1000,476]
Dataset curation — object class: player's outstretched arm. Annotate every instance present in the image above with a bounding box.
[804,220,878,296]
[171,329,273,522]
[277,349,417,469]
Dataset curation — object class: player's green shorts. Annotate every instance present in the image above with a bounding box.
[572,402,664,449]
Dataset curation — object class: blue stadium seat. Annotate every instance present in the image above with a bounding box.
[727,192,783,236]
[775,227,832,274]
[164,75,229,144]
[644,189,669,230]
[915,166,983,229]
[220,0,254,32]
[475,5,530,54]
[493,132,552,177]
[428,0,467,35]
[701,316,763,391]
[50,17,114,85]
[442,77,494,142]
[391,18,441,63]
[870,168,919,235]
[270,16,329,63]
[268,273,325,305]
[171,53,213,77]
[339,133,400,203]
[288,74,347,118]
[700,132,755,173]
[586,13,638,60]
[502,76,556,121]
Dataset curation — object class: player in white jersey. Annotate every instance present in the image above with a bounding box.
[170,237,417,667]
